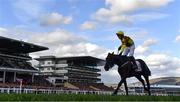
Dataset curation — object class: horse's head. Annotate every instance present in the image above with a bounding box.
[104,52,115,71]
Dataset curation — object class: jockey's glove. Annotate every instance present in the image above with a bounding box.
[118,46,121,51]
[119,52,122,55]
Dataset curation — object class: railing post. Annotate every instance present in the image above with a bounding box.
[3,71,6,83]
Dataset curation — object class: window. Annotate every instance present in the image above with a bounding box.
[57,60,67,64]
[47,62,51,64]
[41,61,45,65]
[55,79,63,83]
[40,68,44,71]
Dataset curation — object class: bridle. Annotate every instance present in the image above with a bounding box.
[106,55,115,69]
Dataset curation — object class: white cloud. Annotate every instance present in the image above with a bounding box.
[0,27,8,36]
[54,43,108,58]
[141,53,180,78]
[175,35,180,42]
[105,0,173,13]
[92,13,133,25]
[142,39,157,46]
[131,12,169,22]
[30,29,85,46]
[145,54,170,67]
[29,29,109,59]
[40,12,73,26]
[135,46,149,54]
[0,27,8,32]
[80,21,96,30]
[92,0,173,25]
[135,39,157,54]
[0,26,37,40]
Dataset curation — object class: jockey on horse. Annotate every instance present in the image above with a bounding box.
[116,31,139,72]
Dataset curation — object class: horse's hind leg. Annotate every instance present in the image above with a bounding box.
[135,75,148,94]
[112,78,125,95]
[144,75,151,95]
[124,79,129,95]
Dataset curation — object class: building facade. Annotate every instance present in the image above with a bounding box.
[35,56,104,86]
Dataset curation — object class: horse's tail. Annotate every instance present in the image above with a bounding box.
[137,59,151,76]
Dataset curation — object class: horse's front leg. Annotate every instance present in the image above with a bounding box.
[112,78,125,95]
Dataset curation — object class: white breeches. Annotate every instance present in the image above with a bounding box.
[122,44,135,56]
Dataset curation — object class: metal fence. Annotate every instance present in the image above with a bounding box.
[0,87,112,95]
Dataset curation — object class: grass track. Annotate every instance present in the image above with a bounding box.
[0,93,179,101]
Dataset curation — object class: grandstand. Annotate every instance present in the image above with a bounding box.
[35,56,111,89]
[0,36,48,86]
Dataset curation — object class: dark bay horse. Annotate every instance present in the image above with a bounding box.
[104,52,151,95]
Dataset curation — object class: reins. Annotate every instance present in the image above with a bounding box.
[120,61,129,68]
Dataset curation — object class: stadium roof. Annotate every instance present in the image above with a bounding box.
[36,56,105,66]
[57,56,104,62]
[0,36,49,53]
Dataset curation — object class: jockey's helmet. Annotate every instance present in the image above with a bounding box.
[116,31,124,36]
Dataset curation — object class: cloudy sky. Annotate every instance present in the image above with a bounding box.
[0,0,180,84]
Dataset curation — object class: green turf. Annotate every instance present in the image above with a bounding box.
[0,93,179,101]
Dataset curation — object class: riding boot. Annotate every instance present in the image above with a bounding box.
[129,56,138,71]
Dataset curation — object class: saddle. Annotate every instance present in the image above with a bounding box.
[119,55,142,72]
[129,60,142,72]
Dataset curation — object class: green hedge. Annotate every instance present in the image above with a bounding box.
[0,93,179,101]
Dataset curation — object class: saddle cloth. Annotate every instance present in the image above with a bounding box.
[135,60,142,71]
